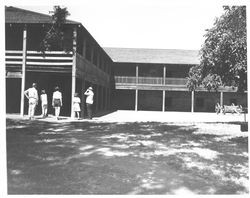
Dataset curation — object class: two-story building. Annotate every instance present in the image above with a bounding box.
[104,47,247,112]
[5,6,247,116]
[5,6,113,117]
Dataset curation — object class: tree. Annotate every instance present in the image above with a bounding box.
[187,6,247,92]
[40,6,70,53]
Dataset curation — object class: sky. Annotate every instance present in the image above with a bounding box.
[4,0,246,50]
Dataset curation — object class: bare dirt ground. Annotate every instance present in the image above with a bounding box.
[6,112,248,194]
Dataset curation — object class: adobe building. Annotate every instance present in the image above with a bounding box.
[5,6,113,117]
[5,6,247,116]
[104,48,247,112]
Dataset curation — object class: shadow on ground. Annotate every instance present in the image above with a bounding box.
[6,118,249,194]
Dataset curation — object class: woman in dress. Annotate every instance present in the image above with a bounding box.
[52,86,62,120]
[73,93,81,119]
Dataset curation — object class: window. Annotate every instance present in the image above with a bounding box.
[196,97,204,108]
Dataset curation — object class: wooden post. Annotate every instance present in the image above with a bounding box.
[71,27,77,118]
[135,89,138,111]
[135,65,139,111]
[163,65,166,85]
[191,91,194,112]
[162,90,165,112]
[220,92,224,113]
[136,65,139,84]
[162,65,166,112]
[20,25,27,116]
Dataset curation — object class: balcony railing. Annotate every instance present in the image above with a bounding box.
[115,76,188,86]
[5,50,73,74]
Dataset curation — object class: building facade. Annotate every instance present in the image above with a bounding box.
[5,6,113,117]
[5,6,247,116]
[104,48,247,112]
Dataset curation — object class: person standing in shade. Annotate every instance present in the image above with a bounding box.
[40,89,48,118]
[73,93,81,120]
[84,86,94,119]
[52,86,62,120]
[24,83,38,120]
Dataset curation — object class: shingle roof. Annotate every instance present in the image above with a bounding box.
[5,6,80,24]
[103,47,200,65]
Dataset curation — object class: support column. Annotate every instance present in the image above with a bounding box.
[71,27,77,118]
[162,65,166,112]
[20,25,27,116]
[162,91,165,112]
[135,89,138,111]
[220,92,224,113]
[191,91,194,113]
[135,65,139,111]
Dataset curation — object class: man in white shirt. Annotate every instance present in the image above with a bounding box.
[84,86,94,119]
[24,83,38,120]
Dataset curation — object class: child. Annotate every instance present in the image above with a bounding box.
[73,93,81,119]
[40,89,48,118]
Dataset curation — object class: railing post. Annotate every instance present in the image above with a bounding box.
[20,25,27,117]
[71,26,77,118]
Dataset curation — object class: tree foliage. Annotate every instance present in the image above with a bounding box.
[187,6,247,92]
[40,6,70,52]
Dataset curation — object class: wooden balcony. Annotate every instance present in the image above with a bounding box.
[115,76,187,85]
[5,50,110,86]
[5,50,73,77]
[114,76,237,92]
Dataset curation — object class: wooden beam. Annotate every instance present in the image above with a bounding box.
[136,65,139,84]
[135,89,138,111]
[162,90,165,112]
[20,26,27,116]
[220,92,223,113]
[191,91,194,112]
[71,26,77,118]
[163,65,166,85]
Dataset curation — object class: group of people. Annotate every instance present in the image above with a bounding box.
[24,83,94,120]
